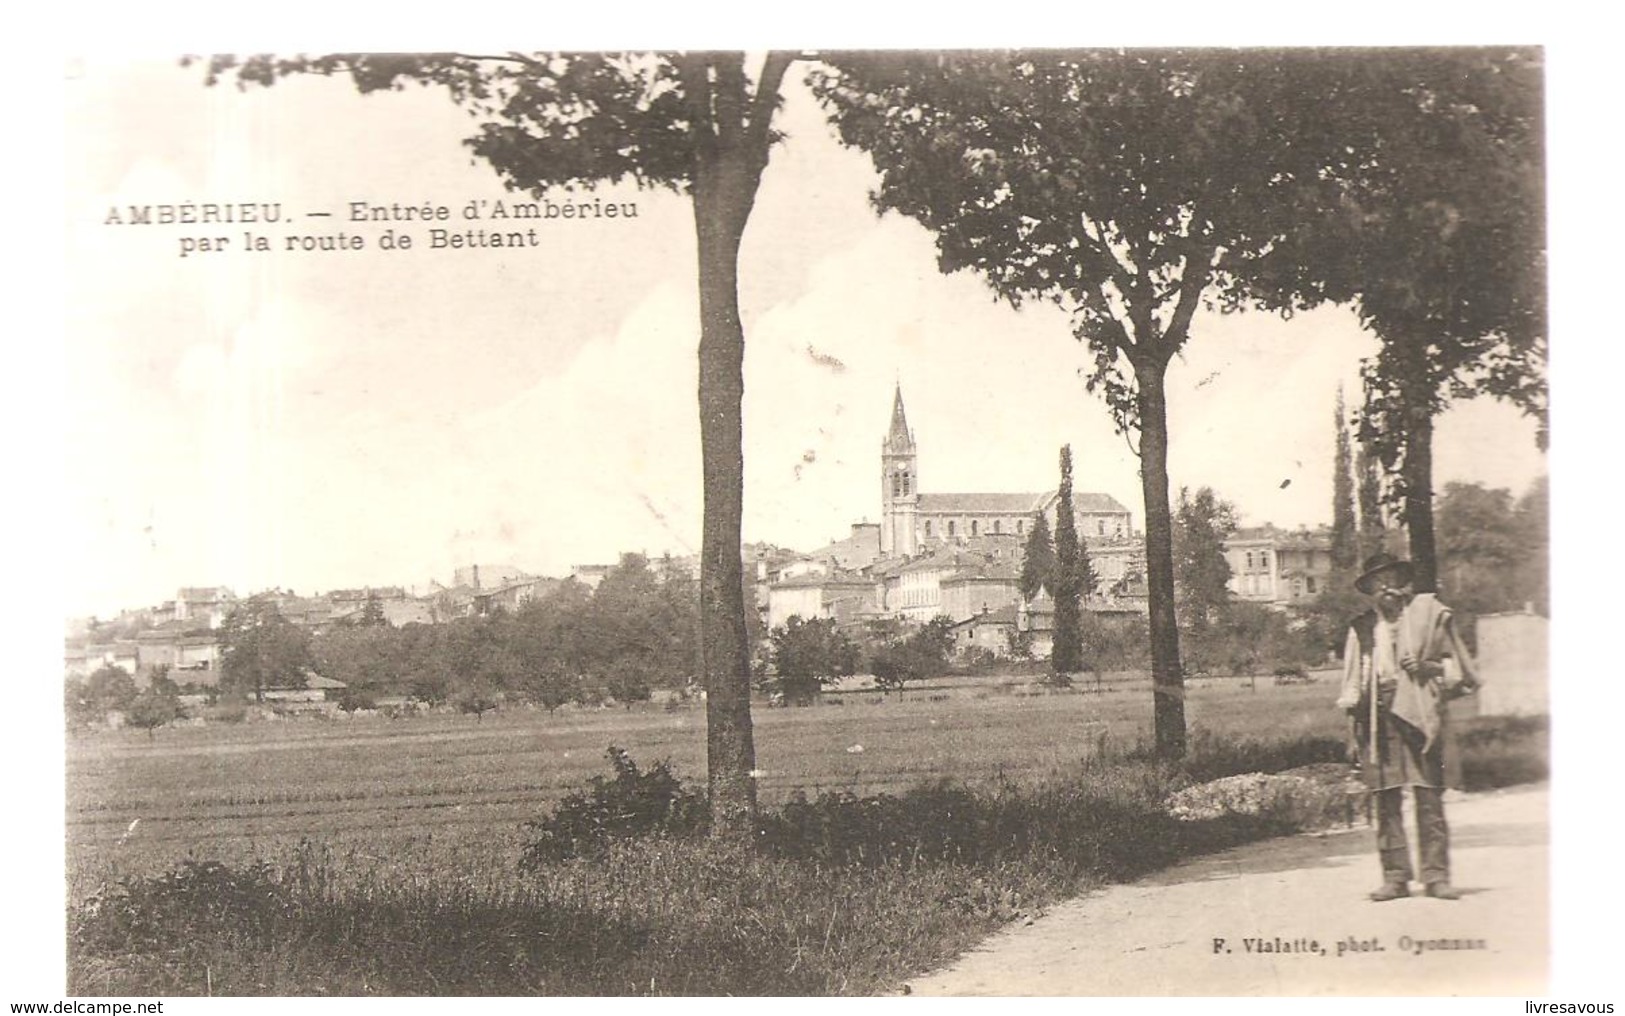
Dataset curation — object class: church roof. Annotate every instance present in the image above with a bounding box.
[883,384,915,455]
[1069,491,1132,514]
[918,492,1050,514]
[915,491,1129,515]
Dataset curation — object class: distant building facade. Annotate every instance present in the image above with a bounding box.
[1223,525,1335,607]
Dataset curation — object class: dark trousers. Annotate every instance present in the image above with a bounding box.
[1375,786,1450,885]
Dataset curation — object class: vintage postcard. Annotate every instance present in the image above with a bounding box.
[49,45,1579,1001]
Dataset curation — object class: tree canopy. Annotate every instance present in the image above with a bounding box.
[1321,49,1546,591]
[1173,486,1237,629]
[1018,512,1056,602]
[814,50,1359,755]
[198,50,805,834]
[218,599,315,703]
[767,615,859,704]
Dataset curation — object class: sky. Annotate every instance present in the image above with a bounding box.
[62,56,1549,620]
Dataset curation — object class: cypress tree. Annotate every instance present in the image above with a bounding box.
[1052,445,1084,674]
[1331,385,1358,571]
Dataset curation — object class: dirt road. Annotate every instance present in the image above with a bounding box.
[906,785,1548,996]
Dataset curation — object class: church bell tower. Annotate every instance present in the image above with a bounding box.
[881,384,920,558]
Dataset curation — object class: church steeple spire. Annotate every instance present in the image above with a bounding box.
[884,383,915,455]
[880,383,919,557]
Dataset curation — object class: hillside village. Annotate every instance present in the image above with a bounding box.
[64,386,1338,688]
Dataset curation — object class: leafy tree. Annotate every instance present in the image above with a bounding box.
[868,616,954,698]
[1331,385,1359,572]
[512,582,592,713]
[1435,480,1529,617]
[1077,612,1152,672]
[199,50,804,836]
[1513,475,1549,616]
[767,615,859,705]
[455,677,503,722]
[1173,486,1237,631]
[1004,627,1035,662]
[218,599,314,703]
[1051,445,1085,674]
[1320,50,1546,592]
[1018,512,1056,601]
[126,683,185,738]
[84,664,139,714]
[359,590,388,628]
[312,624,398,692]
[814,51,1361,757]
[604,657,657,710]
[334,685,379,713]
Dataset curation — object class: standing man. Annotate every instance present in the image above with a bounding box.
[1336,552,1481,902]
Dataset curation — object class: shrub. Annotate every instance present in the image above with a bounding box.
[334,686,378,713]
[1125,728,1347,785]
[519,747,708,868]
[73,860,290,955]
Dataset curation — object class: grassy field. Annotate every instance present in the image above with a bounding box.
[65,669,1547,995]
[66,673,1345,894]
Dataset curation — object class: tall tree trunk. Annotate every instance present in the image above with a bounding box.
[1402,385,1439,594]
[692,162,757,837]
[1136,368,1186,758]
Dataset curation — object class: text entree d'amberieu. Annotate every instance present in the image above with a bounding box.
[104,196,639,241]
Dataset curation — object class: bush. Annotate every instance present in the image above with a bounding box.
[73,860,290,955]
[1124,728,1347,785]
[334,686,378,713]
[519,747,708,868]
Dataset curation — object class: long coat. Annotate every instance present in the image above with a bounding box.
[1336,594,1481,791]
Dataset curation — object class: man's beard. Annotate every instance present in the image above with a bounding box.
[1377,589,1408,617]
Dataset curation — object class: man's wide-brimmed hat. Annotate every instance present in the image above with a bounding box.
[1355,552,1415,595]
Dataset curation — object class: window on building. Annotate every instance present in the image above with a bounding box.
[1259,550,1270,568]
[1017,519,1025,534]
[1098,519,1107,536]
[924,520,932,538]
[971,520,979,536]
[903,472,911,496]
[948,521,956,537]
[993,519,1001,534]
[1246,551,1254,569]
[1306,576,1317,594]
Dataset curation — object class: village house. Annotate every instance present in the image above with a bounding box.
[1223,525,1335,607]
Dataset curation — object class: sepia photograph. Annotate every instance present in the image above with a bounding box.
[44,30,1588,1000]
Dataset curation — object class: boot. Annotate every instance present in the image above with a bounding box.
[1424,881,1461,900]
[1368,882,1409,902]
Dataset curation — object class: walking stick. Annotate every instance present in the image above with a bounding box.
[1369,649,1382,819]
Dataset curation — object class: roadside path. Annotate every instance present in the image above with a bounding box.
[906,785,1548,996]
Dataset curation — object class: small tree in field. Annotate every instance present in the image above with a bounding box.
[869,616,953,698]
[768,615,859,705]
[126,683,184,738]
[86,664,137,711]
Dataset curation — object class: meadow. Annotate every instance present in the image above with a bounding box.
[65,672,1544,995]
[66,674,1343,890]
